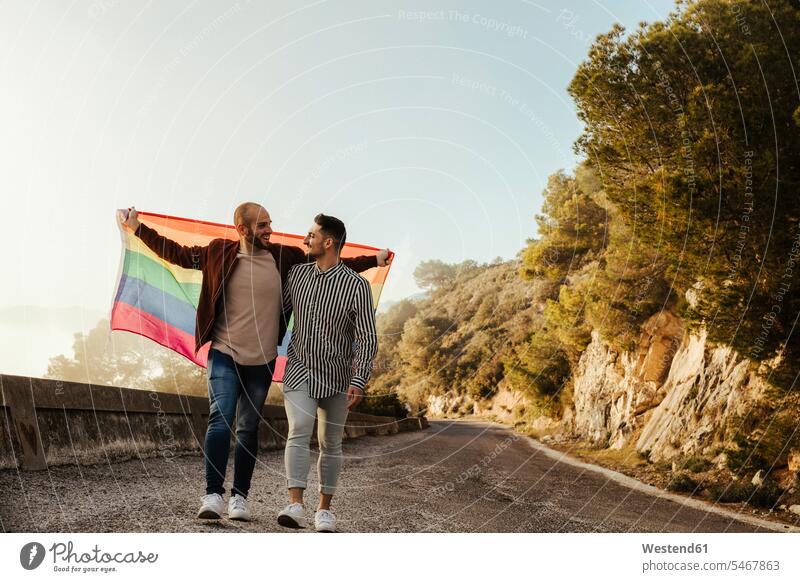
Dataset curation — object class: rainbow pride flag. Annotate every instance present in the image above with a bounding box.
[111,210,391,382]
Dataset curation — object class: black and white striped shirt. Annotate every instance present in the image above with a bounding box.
[282,260,378,398]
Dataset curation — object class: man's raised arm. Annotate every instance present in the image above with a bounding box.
[341,248,392,273]
[119,207,208,270]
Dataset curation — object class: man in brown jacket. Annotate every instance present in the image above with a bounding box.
[120,203,390,521]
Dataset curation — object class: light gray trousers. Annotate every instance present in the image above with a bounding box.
[283,386,349,495]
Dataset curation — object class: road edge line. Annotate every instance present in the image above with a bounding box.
[522,435,800,533]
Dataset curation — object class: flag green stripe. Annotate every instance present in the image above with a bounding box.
[123,228,203,287]
[122,249,201,307]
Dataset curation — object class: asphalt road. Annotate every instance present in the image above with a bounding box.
[1,420,796,533]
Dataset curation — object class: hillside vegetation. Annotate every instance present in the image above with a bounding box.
[369,0,800,494]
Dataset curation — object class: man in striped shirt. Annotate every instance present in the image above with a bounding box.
[122,204,388,523]
[277,214,381,532]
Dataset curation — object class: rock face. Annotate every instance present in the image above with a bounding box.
[426,382,528,424]
[569,312,769,461]
[635,334,768,462]
[426,393,477,418]
[426,310,774,466]
[789,451,800,475]
[474,383,529,423]
[570,312,683,449]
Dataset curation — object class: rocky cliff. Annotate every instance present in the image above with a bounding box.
[429,311,780,465]
[568,312,772,463]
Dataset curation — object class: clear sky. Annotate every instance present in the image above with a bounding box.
[0,0,676,375]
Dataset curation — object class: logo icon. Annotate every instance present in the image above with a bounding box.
[20,542,46,570]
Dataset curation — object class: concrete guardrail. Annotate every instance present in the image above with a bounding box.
[0,374,428,471]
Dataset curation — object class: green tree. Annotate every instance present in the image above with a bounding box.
[413,260,459,290]
[584,211,672,352]
[504,318,571,402]
[46,319,206,395]
[367,300,421,412]
[413,259,481,291]
[568,0,800,386]
[520,169,608,282]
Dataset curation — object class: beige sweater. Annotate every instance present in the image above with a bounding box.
[211,249,282,365]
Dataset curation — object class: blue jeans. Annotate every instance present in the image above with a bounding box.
[205,349,276,498]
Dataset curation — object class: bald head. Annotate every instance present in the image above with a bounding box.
[234,202,266,227]
[234,202,273,251]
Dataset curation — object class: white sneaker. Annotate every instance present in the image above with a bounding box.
[277,503,307,529]
[228,494,252,521]
[314,509,336,533]
[197,493,224,519]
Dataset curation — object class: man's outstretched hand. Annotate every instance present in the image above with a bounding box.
[118,207,141,231]
[346,386,364,410]
[376,248,393,267]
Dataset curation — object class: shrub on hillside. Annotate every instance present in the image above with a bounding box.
[677,456,713,474]
[707,480,784,509]
[666,473,700,493]
[726,408,800,473]
[357,392,408,419]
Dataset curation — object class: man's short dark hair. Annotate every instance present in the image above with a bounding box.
[314,213,347,252]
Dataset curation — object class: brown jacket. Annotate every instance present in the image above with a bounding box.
[135,223,378,355]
